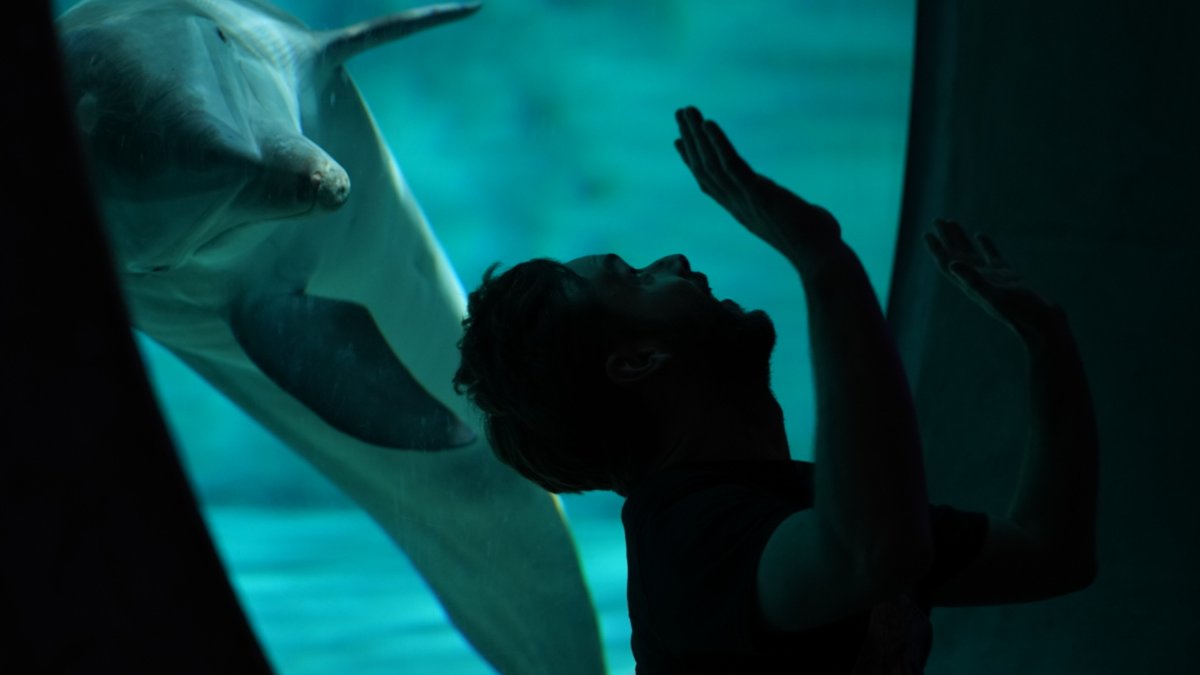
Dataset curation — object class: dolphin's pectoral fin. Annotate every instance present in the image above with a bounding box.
[229,292,475,450]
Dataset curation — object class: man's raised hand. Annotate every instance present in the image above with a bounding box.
[673,106,842,275]
[924,219,1064,343]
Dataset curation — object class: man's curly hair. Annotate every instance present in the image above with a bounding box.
[453,258,659,496]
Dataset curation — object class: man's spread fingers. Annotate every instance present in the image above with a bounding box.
[705,120,749,178]
[936,219,974,254]
[924,232,951,270]
[676,109,705,175]
[977,233,1006,265]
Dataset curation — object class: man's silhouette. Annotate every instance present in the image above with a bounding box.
[453,106,1098,673]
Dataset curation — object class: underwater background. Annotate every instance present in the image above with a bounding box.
[51,0,915,672]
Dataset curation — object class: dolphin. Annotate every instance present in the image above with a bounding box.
[54,1,604,672]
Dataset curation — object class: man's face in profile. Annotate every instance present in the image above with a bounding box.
[564,253,777,391]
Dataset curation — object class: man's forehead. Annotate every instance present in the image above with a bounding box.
[566,253,617,272]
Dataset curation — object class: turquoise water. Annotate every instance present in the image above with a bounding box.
[53,0,915,672]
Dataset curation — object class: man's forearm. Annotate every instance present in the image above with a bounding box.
[1009,309,1099,571]
[798,242,932,574]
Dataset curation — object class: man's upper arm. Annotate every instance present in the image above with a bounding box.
[757,509,929,632]
[925,515,1097,607]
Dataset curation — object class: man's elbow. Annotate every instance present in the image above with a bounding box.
[1050,532,1099,595]
[1065,556,1098,593]
[1035,553,1098,601]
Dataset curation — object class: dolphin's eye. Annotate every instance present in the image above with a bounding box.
[216,27,228,43]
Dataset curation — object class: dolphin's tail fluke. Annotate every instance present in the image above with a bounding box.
[317,2,482,69]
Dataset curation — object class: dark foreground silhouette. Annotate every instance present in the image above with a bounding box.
[453,106,1098,673]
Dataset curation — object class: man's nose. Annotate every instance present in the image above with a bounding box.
[651,254,690,274]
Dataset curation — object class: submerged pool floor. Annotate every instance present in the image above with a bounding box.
[206,506,635,674]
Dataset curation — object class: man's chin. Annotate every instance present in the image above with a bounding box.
[743,309,777,364]
[721,299,771,323]
[709,304,776,385]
